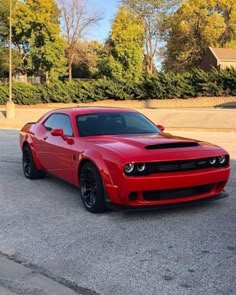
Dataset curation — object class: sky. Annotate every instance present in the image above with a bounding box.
[86,0,120,42]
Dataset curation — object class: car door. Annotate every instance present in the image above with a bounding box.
[37,113,75,182]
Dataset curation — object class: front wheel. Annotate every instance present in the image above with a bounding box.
[79,162,106,213]
[22,145,45,179]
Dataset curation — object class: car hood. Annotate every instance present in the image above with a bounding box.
[86,133,214,149]
[84,133,226,162]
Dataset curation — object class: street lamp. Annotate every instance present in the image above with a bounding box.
[6,0,15,119]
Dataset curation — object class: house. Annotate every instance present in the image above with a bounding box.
[200,47,236,71]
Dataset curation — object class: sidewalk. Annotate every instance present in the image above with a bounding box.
[0,104,236,131]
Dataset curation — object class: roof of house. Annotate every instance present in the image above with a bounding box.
[209,47,236,61]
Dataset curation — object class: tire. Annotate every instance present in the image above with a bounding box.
[22,144,45,179]
[79,162,106,213]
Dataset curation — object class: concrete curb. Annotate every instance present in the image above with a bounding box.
[0,286,17,295]
[0,253,84,295]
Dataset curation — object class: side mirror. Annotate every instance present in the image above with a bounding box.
[66,138,74,145]
[51,128,64,136]
[51,128,74,145]
[157,124,165,132]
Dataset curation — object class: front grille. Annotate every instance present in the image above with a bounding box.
[143,184,213,201]
[145,156,229,174]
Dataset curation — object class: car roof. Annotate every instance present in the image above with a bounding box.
[49,106,138,116]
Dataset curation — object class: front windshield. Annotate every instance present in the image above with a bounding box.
[76,112,160,137]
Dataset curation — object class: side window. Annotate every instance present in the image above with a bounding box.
[44,114,73,137]
[53,114,73,137]
[44,114,56,130]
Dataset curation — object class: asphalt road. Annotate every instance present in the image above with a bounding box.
[0,130,235,295]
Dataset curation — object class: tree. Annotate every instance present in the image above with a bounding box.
[72,40,105,78]
[0,0,22,78]
[0,0,10,42]
[102,6,144,83]
[58,0,102,81]
[0,47,21,78]
[0,0,19,41]
[122,0,180,76]
[13,0,67,81]
[163,0,236,72]
[216,0,236,47]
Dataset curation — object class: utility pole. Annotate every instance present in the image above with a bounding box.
[6,0,15,119]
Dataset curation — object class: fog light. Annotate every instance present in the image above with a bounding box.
[137,163,146,172]
[218,155,226,165]
[124,163,135,174]
[129,192,137,201]
[209,157,217,165]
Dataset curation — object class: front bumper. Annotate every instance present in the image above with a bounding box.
[109,191,229,211]
[105,166,230,207]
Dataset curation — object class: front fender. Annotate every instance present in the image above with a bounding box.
[78,149,115,186]
[78,148,126,204]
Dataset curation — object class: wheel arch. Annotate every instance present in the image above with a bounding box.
[22,139,44,171]
[77,150,114,188]
[22,140,30,150]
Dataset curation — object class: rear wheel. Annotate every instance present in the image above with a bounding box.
[79,162,106,213]
[22,144,45,179]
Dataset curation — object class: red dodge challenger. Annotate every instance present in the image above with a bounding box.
[19,107,230,213]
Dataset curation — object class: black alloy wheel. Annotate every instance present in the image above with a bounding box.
[80,162,106,213]
[22,145,45,179]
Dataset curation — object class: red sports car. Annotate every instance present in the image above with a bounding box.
[19,107,230,213]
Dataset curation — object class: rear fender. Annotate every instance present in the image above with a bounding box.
[20,122,44,171]
[22,136,44,171]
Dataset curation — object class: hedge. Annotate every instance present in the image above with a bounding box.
[0,68,235,105]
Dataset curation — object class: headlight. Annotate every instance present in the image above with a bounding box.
[209,155,228,167]
[209,157,217,165]
[218,155,226,165]
[124,163,135,174]
[124,162,147,175]
[137,163,146,172]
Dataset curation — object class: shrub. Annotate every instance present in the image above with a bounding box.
[0,84,8,104]
[0,68,235,105]
[101,79,135,100]
[38,81,73,103]
[141,72,195,99]
[0,83,40,105]
[217,68,236,96]
[12,83,41,104]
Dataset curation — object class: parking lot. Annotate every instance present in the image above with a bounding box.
[0,129,235,295]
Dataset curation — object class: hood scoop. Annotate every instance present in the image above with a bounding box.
[145,142,199,150]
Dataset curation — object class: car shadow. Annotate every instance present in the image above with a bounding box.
[36,174,84,210]
[118,198,225,219]
[214,102,236,109]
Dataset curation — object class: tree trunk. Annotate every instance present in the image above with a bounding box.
[145,55,154,77]
[68,63,72,81]
[45,72,49,83]
[23,74,28,84]
[148,61,153,77]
